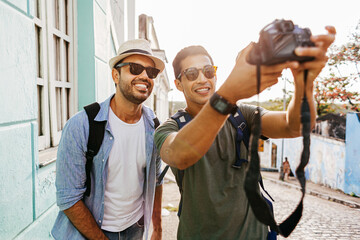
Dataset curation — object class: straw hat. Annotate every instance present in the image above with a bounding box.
[109,39,165,72]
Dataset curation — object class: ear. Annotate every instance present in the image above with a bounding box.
[112,68,119,84]
[174,79,183,92]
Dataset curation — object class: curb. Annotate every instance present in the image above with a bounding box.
[264,177,360,209]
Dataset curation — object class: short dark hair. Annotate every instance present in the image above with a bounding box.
[172,45,214,80]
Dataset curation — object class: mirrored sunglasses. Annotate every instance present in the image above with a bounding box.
[115,62,160,79]
[177,65,217,81]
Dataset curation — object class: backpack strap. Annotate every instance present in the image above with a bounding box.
[228,108,250,169]
[171,109,193,129]
[230,107,276,238]
[153,117,160,129]
[83,102,106,197]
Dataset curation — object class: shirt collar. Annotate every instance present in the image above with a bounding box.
[94,94,156,128]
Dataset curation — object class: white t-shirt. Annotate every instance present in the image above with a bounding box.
[101,106,146,232]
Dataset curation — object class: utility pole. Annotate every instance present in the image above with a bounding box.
[279,76,287,180]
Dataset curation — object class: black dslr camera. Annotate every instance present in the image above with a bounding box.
[247,19,315,65]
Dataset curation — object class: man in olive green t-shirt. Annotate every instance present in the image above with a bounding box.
[155,27,335,239]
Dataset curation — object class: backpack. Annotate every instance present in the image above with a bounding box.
[158,108,276,239]
[83,102,160,197]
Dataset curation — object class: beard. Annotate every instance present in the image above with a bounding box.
[118,78,152,105]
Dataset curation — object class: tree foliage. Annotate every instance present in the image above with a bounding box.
[314,20,360,116]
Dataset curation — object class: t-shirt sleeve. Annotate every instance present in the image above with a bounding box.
[237,103,268,132]
[154,118,179,152]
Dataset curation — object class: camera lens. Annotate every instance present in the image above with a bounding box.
[284,22,294,31]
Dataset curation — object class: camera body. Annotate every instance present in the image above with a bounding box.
[247,19,315,65]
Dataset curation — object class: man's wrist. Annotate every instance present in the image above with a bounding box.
[216,88,238,104]
[209,92,237,115]
[153,226,162,232]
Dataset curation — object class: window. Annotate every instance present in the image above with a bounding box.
[34,0,75,156]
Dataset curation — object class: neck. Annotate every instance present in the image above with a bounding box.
[185,102,204,117]
[110,93,142,123]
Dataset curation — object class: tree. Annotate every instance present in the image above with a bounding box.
[314,20,360,116]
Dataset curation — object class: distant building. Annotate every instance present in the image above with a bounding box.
[139,14,170,122]
[314,113,346,140]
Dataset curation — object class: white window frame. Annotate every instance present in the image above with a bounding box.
[34,0,50,150]
[34,0,76,153]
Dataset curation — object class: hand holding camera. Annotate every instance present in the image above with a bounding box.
[247,19,315,66]
[218,20,335,103]
[246,19,336,83]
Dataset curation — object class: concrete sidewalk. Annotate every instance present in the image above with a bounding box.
[261,170,360,209]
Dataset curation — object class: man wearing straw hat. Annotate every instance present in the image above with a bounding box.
[52,39,164,240]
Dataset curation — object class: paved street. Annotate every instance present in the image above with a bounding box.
[266,180,360,240]
[152,171,360,239]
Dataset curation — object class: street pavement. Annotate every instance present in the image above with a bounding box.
[150,169,360,239]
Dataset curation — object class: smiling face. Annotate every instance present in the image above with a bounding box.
[175,54,217,111]
[113,54,155,105]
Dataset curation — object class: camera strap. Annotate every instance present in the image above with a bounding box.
[244,65,310,238]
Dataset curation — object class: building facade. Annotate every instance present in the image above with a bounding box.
[139,14,170,122]
[0,0,169,238]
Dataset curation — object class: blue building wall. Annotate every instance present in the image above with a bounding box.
[0,1,94,239]
[77,1,96,109]
[0,1,40,239]
[344,113,360,196]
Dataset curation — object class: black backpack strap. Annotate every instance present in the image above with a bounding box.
[84,102,106,197]
[153,117,160,129]
[176,167,185,217]
[171,109,193,129]
[230,108,275,217]
[228,108,250,168]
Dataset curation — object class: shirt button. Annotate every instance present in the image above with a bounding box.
[102,159,104,162]
[99,220,101,223]
[109,137,113,140]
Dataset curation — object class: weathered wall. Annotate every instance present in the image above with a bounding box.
[280,135,346,191]
[305,135,346,190]
[268,124,356,194]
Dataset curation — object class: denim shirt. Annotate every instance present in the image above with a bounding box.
[51,95,162,239]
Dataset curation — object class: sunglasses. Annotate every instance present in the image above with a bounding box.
[115,62,160,79]
[177,65,217,81]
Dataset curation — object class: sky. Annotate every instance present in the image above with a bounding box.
[135,0,360,102]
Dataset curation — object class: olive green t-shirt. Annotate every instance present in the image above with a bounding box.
[154,104,268,240]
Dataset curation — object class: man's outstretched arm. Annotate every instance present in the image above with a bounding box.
[158,45,296,170]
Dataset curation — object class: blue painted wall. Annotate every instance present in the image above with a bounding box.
[0,0,44,239]
[344,113,360,196]
[77,1,96,109]
[0,0,134,238]
[0,0,97,238]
